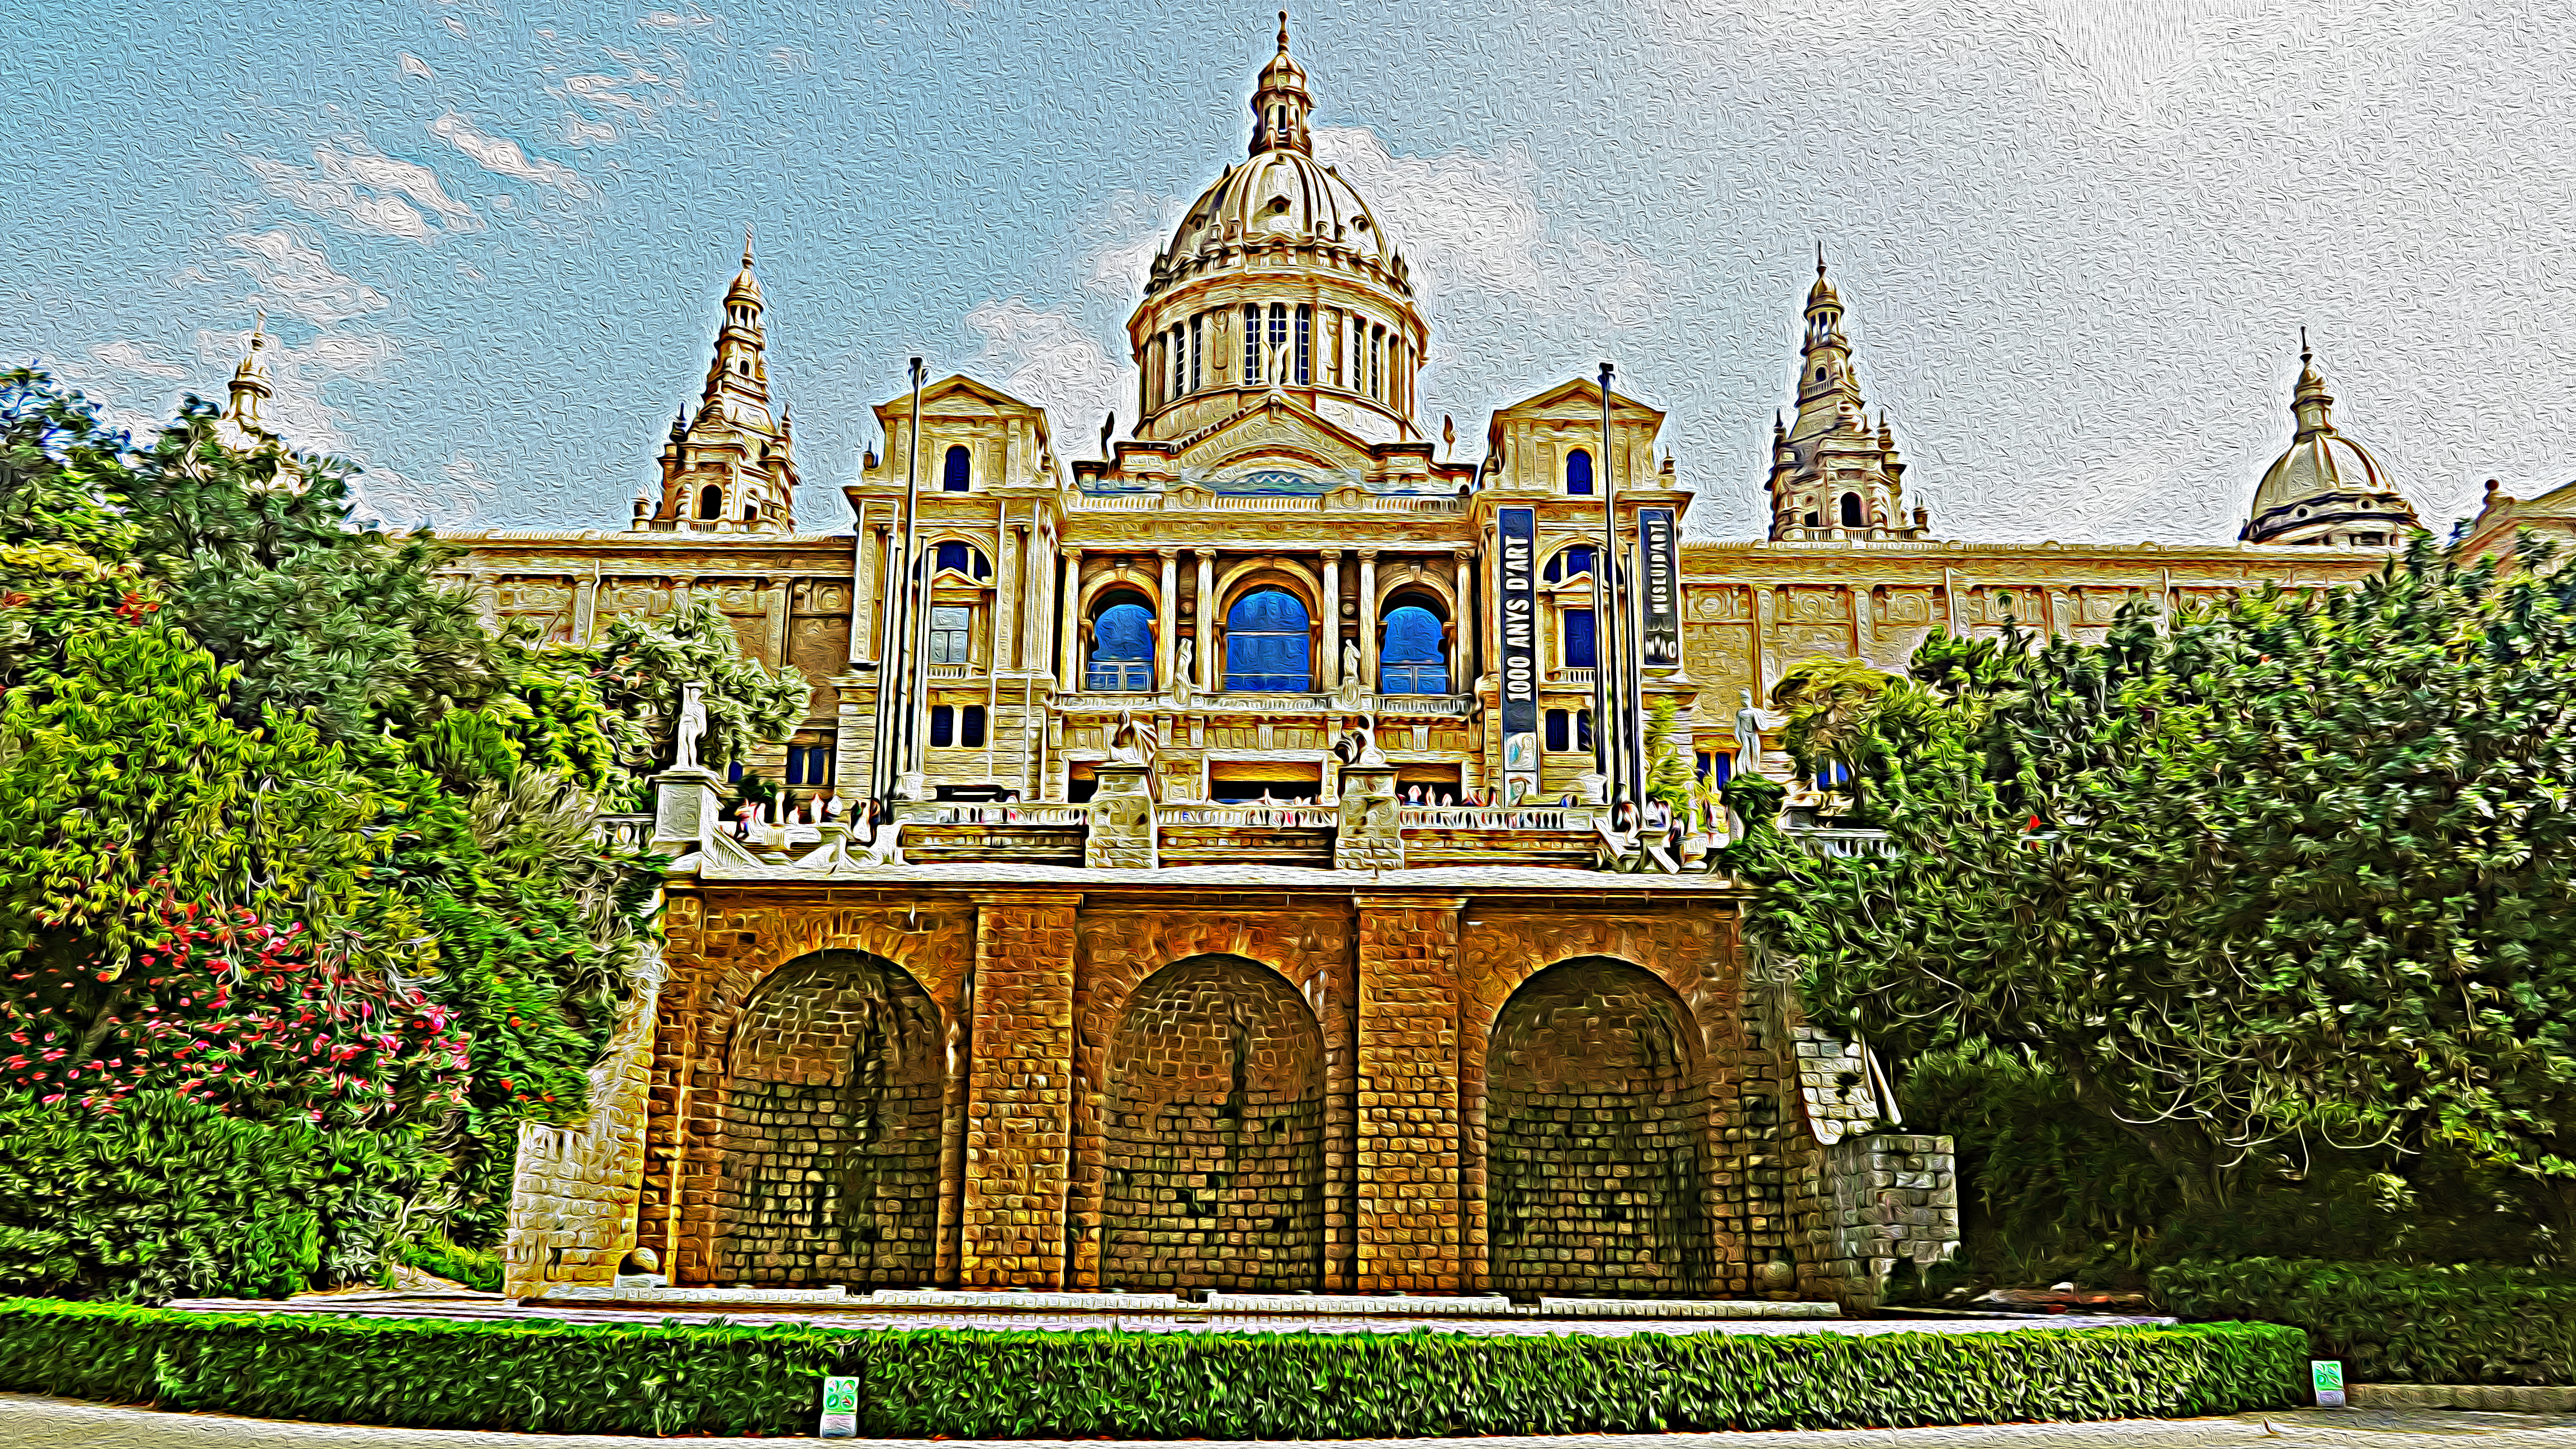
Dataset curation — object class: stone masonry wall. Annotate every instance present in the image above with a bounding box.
[1457,908,1754,1297]
[1098,956,1325,1290]
[1067,906,1355,1291]
[503,943,665,1299]
[1485,957,1713,1298]
[712,951,943,1286]
[1794,1131,1959,1311]
[1354,894,1464,1291]
[960,892,1081,1286]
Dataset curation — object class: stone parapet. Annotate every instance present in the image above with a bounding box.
[502,943,666,1299]
[960,892,1082,1286]
[1795,1130,1959,1312]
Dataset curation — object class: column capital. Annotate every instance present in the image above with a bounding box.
[1357,547,1380,562]
[1156,546,1180,560]
[1322,547,1344,562]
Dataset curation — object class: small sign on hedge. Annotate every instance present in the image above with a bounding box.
[821,1375,859,1437]
[2312,1360,2346,1408]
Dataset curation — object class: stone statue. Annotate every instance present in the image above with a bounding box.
[1172,638,1194,707]
[1333,640,1366,709]
[1332,713,1385,769]
[674,681,707,771]
[1109,708,1159,766]
[1734,689,1766,780]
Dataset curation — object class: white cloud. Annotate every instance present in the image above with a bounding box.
[191,325,405,458]
[428,112,597,200]
[639,4,723,37]
[562,116,619,148]
[351,454,498,530]
[224,230,390,325]
[964,297,1127,439]
[398,53,437,82]
[1310,126,1673,332]
[87,340,188,382]
[245,142,483,242]
[552,46,700,141]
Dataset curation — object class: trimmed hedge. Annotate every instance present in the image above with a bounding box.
[2155,1258,2576,1386]
[0,1296,2303,1438]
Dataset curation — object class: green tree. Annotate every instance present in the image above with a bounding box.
[1727,541,2576,1259]
[1644,695,1696,809]
[586,596,809,798]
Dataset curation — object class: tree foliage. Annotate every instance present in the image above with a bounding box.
[1728,539,2576,1260]
[588,595,808,795]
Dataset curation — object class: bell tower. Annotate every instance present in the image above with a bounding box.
[1764,250,1929,542]
[643,231,799,534]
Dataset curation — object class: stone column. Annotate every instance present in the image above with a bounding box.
[1358,550,1380,690]
[571,572,599,646]
[1058,547,1084,692]
[1156,548,1178,694]
[960,892,1082,1287]
[763,580,790,670]
[1193,548,1215,693]
[1320,550,1343,689]
[1451,548,1474,692]
[1354,892,1464,1292]
[997,519,1025,674]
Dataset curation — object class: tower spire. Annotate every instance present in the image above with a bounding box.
[1249,10,1313,155]
[648,243,797,534]
[219,311,276,449]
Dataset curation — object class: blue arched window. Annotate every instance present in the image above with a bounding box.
[932,541,992,580]
[943,444,970,493]
[1086,597,1154,692]
[1380,604,1448,694]
[1566,448,1594,495]
[1223,588,1311,692]
[1542,546,1594,584]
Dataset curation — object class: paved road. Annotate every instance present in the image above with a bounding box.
[6,1395,2575,1448]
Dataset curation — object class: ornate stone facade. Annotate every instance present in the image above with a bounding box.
[426,21,2441,1308]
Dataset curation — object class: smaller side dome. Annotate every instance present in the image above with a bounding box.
[2242,337,2419,547]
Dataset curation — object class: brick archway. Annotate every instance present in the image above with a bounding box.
[712,949,943,1286]
[1098,954,1325,1290]
[1485,955,1715,1299]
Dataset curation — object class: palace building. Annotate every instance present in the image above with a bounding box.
[307,18,2438,1306]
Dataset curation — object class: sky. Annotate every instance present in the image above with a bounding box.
[6,0,2572,542]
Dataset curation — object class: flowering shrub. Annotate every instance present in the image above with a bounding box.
[1,902,470,1128]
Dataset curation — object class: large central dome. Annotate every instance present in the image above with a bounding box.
[1128,13,1428,447]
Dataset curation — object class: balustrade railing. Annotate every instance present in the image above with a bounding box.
[594,813,655,851]
[920,803,1087,826]
[1786,826,1898,859]
[1156,803,1339,828]
[1398,804,1595,831]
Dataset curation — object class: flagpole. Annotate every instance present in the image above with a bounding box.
[880,357,926,804]
[1595,361,1625,809]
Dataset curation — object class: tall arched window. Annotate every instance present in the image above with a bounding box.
[1086,594,1154,692]
[932,542,992,580]
[1840,493,1864,528]
[1380,603,1448,695]
[1542,546,1595,584]
[698,483,722,518]
[1223,588,1311,692]
[1243,305,1264,383]
[942,444,970,493]
[1566,449,1594,495]
[1294,304,1311,385]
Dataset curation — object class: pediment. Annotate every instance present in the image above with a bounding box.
[1173,394,1378,480]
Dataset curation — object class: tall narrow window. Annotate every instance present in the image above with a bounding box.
[929,705,955,748]
[1086,596,1155,692]
[1373,327,1386,399]
[1223,588,1313,692]
[1268,304,1287,373]
[698,483,722,518]
[1294,304,1311,384]
[1169,324,1186,399]
[1350,315,1363,391]
[1190,313,1203,391]
[1566,448,1594,495]
[1379,604,1448,695]
[943,444,970,493]
[1544,709,1570,753]
[1243,305,1263,383]
[960,705,987,748]
[929,605,971,665]
[1578,709,1594,750]
[1562,608,1597,669]
[1840,493,1864,527]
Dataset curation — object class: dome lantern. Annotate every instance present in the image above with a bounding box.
[2241,333,2419,548]
[1250,12,1313,156]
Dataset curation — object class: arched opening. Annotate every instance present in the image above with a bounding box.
[1542,545,1594,584]
[1223,586,1311,692]
[932,541,992,580]
[1086,590,1155,692]
[1379,596,1448,695]
[942,444,971,493]
[1101,955,1324,1290]
[1840,493,1865,528]
[698,483,722,519]
[715,950,943,1286]
[1488,957,1713,1298]
[1566,448,1594,495]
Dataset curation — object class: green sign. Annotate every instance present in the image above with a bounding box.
[2312,1360,2346,1408]
[821,1375,859,1437]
